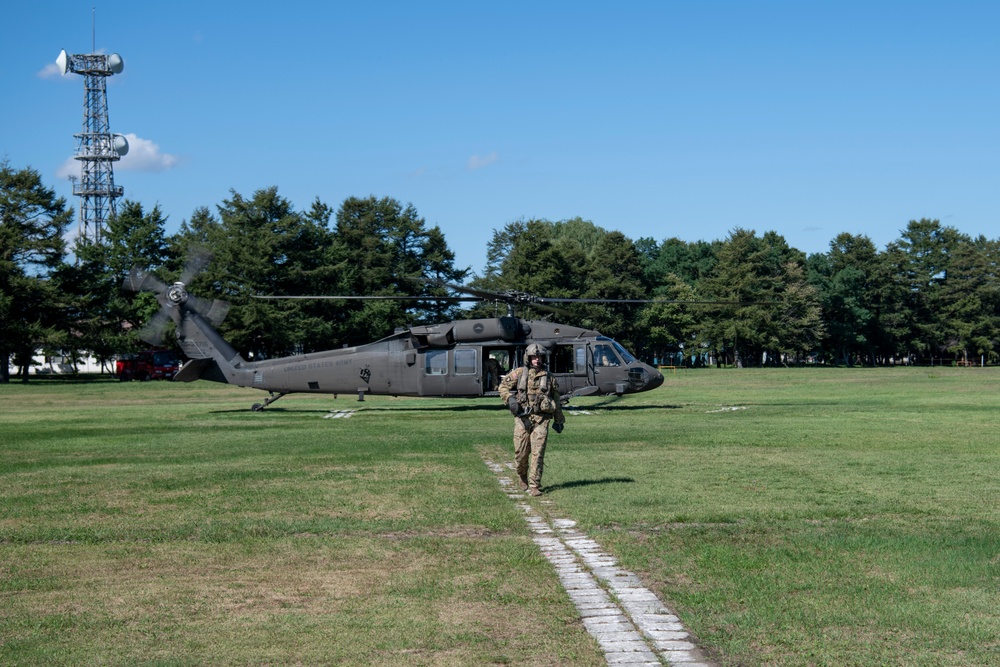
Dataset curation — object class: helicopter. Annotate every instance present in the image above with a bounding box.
[123,256,668,411]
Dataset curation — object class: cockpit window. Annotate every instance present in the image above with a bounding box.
[593,344,620,367]
[612,340,636,365]
[595,337,637,366]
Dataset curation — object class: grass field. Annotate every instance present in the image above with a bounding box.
[1,367,997,666]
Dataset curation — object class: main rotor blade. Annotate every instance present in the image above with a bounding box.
[427,280,505,302]
[426,279,777,307]
[534,297,780,305]
[251,295,473,302]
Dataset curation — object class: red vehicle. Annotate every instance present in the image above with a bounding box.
[116,349,180,381]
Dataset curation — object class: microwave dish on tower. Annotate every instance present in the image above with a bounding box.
[55,42,129,245]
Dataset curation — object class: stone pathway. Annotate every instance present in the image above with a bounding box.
[484,458,715,667]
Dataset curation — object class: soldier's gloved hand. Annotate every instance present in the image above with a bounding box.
[553,422,564,434]
[507,396,522,416]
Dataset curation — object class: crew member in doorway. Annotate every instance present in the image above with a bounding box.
[484,355,502,391]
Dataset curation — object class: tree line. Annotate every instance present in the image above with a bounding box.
[2,160,998,381]
[490,218,998,368]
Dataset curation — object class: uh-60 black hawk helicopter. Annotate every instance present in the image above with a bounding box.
[124,254,687,411]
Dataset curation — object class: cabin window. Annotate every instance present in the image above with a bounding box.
[575,346,586,373]
[454,348,477,375]
[425,349,448,375]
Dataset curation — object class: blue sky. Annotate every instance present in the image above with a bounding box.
[3,1,999,275]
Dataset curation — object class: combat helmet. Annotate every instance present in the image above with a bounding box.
[524,343,544,363]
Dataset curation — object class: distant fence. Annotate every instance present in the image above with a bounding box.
[912,357,990,367]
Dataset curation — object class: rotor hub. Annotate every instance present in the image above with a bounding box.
[166,282,188,306]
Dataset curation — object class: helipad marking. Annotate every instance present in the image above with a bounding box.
[705,406,746,413]
[323,410,356,419]
[483,458,714,667]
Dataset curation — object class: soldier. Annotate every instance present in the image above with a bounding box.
[484,354,503,391]
[498,343,565,496]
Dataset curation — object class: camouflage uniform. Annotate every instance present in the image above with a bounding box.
[498,356,565,495]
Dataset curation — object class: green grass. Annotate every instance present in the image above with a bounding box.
[1,368,998,665]
[543,368,999,666]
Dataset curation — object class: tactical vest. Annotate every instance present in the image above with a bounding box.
[517,368,554,414]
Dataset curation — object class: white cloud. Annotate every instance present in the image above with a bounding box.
[55,134,179,179]
[55,157,78,181]
[467,152,499,171]
[117,134,178,172]
[38,62,63,79]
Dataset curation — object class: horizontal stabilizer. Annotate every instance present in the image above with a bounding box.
[174,359,226,382]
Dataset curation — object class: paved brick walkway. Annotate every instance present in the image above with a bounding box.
[484,458,715,667]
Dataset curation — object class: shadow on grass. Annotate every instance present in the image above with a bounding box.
[581,403,684,411]
[544,477,635,492]
[213,403,689,415]
[209,403,508,415]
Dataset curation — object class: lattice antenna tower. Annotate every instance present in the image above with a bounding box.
[56,15,129,245]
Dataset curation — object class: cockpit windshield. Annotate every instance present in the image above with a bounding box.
[610,339,636,364]
[594,337,637,366]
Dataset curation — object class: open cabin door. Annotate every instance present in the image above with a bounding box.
[549,343,593,396]
[482,347,517,395]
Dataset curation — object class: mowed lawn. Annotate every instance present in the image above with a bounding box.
[1,367,997,666]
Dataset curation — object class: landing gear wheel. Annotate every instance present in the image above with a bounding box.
[250,392,287,412]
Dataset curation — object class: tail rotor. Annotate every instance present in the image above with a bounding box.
[123,249,230,346]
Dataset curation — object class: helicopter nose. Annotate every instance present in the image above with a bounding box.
[628,365,664,392]
[646,365,664,390]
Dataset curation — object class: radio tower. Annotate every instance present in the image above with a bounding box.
[55,22,129,245]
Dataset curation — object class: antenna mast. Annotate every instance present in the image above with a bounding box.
[55,11,129,245]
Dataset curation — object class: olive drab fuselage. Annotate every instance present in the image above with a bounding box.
[169,309,665,410]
